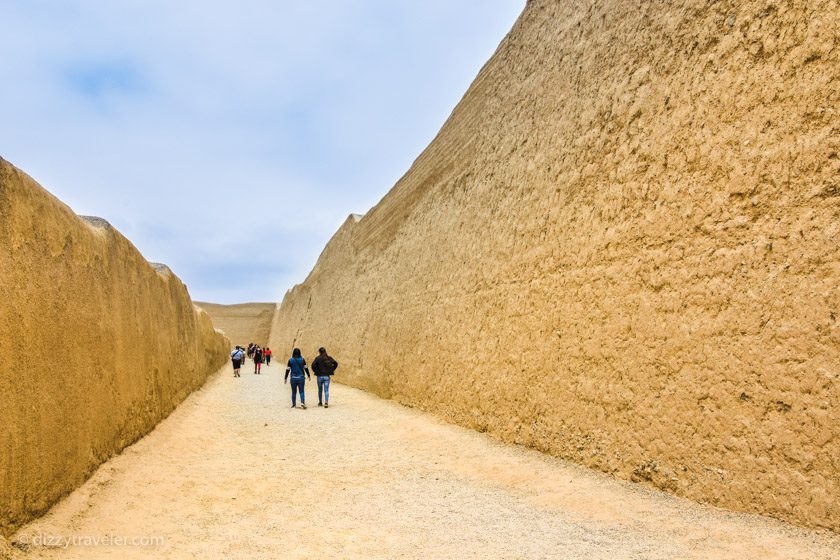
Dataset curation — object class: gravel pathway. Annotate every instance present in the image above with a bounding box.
[7,363,839,559]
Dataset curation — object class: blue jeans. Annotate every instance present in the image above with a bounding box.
[317,376,331,403]
[290,377,305,406]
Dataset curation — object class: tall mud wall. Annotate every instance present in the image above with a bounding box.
[271,0,839,530]
[196,302,276,347]
[0,159,230,536]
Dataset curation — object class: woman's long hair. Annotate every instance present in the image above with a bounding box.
[292,348,302,358]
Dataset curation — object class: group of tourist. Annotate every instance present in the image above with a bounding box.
[230,343,272,376]
[230,345,338,409]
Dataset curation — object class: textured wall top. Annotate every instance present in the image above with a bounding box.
[271,0,839,531]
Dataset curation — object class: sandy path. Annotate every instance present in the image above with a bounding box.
[7,362,839,559]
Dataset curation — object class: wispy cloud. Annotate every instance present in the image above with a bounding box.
[0,0,524,303]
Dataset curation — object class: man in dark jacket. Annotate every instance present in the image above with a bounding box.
[312,347,338,408]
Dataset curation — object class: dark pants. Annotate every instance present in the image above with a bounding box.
[290,377,305,406]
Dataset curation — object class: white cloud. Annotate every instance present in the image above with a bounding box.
[0,0,524,303]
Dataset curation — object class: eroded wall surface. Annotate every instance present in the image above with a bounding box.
[271,0,839,530]
[195,302,276,347]
[0,159,229,535]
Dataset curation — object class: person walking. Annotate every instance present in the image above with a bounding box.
[311,347,338,408]
[285,348,311,409]
[231,346,245,377]
[264,347,272,366]
[254,346,263,374]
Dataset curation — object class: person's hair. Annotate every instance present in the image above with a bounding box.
[318,347,326,354]
[292,348,301,358]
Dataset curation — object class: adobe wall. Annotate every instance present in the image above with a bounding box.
[0,159,229,535]
[271,0,839,530]
[196,302,276,348]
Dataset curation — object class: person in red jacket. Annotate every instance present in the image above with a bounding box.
[264,347,272,366]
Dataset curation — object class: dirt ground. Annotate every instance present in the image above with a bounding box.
[6,362,839,559]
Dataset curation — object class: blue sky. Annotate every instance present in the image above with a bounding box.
[0,1,524,303]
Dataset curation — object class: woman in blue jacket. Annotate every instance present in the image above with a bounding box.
[285,348,311,409]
